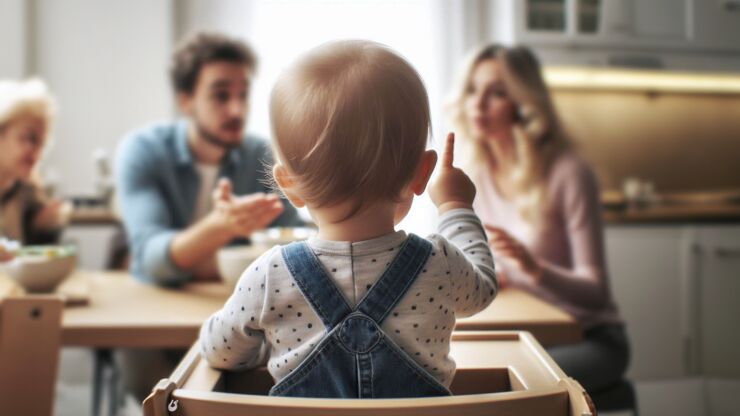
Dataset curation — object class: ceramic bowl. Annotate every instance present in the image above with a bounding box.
[217,227,316,285]
[216,245,268,286]
[250,227,316,247]
[4,245,78,293]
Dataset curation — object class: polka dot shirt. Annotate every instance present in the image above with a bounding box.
[199,208,497,388]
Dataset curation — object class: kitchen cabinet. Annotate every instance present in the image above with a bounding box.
[694,226,740,378]
[606,224,740,381]
[490,0,693,47]
[606,225,694,380]
[487,0,740,70]
[704,377,740,415]
[61,225,121,271]
[693,0,740,52]
[632,0,687,40]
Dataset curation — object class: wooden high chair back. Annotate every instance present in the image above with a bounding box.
[0,295,63,416]
[144,331,594,416]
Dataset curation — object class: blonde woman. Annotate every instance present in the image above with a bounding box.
[0,79,68,251]
[448,45,629,394]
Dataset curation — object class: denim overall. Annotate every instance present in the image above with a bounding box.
[269,234,451,398]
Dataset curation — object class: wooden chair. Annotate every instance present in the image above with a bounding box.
[0,294,64,416]
[143,331,594,416]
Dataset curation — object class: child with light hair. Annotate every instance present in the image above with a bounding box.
[0,78,69,257]
[200,40,497,398]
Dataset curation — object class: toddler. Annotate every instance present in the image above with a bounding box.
[199,40,497,398]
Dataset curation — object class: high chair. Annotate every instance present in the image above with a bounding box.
[0,294,64,416]
[143,331,594,416]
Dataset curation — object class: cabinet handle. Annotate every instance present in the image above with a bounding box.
[683,336,693,374]
[722,0,740,12]
[685,242,704,375]
[714,247,740,259]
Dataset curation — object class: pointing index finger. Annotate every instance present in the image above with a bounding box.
[484,224,508,235]
[219,177,232,193]
[442,132,455,169]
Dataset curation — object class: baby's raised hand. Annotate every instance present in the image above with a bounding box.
[429,132,476,214]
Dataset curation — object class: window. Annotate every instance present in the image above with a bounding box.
[244,0,446,235]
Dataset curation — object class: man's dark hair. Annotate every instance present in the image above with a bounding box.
[170,32,257,95]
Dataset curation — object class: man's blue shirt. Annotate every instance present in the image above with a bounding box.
[115,120,302,286]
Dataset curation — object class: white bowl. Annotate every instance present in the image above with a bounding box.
[216,245,269,286]
[250,227,316,247]
[217,228,316,286]
[4,245,77,293]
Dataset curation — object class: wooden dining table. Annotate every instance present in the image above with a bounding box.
[1,270,581,416]
[57,270,581,348]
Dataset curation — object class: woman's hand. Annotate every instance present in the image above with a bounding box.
[429,132,476,214]
[485,224,542,281]
[32,199,73,230]
[0,247,15,262]
[0,238,20,262]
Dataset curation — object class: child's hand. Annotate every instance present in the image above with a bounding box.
[429,132,476,214]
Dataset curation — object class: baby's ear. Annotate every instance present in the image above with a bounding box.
[410,150,438,196]
[273,164,305,208]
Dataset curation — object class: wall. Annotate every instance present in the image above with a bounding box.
[0,0,27,78]
[552,88,740,192]
[32,0,174,196]
[173,0,252,40]
[8,1,740,197]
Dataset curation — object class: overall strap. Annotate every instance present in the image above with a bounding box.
[356,234,432,325]
[281,242,353,330]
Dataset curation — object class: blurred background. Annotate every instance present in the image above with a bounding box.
[1,0,739,415]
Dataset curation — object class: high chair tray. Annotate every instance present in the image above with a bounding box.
[144,331,593,416]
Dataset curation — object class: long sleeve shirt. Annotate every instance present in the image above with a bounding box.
[115,120,303,286]
[474,152,621,330]
[199,208,497,388]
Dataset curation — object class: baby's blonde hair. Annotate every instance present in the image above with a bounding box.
[270,40,430,218]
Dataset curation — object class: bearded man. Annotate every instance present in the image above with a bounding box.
[116,32,301,285]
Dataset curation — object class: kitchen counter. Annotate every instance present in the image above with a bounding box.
[69,208,119,226]
[602,190,740,224]
[603,203,740,224]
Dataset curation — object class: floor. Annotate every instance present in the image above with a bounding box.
[55,349,140,416]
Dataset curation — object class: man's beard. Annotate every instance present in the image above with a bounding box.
[194,118,244,150]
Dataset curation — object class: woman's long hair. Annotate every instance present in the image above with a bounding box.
[447,45,571,227]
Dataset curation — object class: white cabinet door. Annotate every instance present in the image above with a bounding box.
[705,378,740,415]
[693,0,740,51]
[633,0,687,39]
[61,225,121,271]
[500,0,740,59]
[696,226,740,378]
[606,226,693,380]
